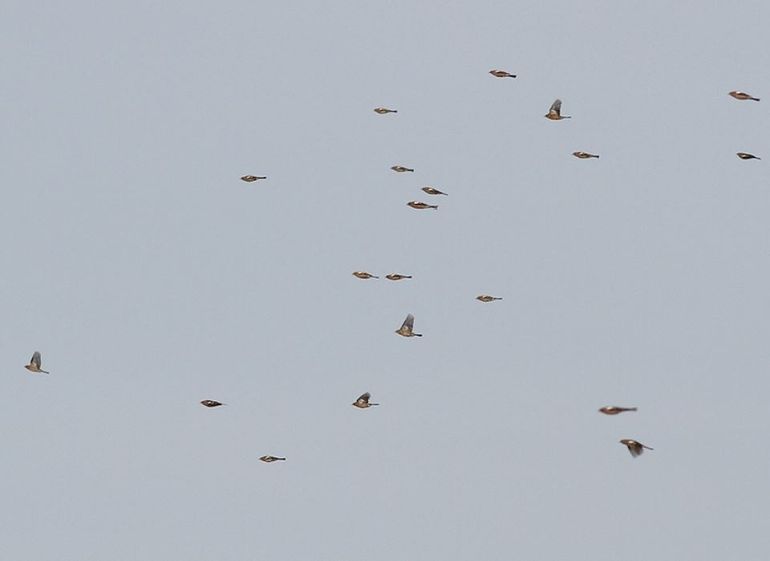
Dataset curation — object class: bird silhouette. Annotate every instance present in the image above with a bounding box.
[24,351,49,374]
[386,273,412,281]
[240,175,267,182]
[620,439,653,457]
[391,165,414,173]
[573,151,599,159]
[407,201,438,210]
[374,107,398,114]
[545,99,571,120]
[729,91,760,101]
[421,186,448,196]
[352,392,380,408]
[598,406,637,415]
[395,313,422,337]
[476,295,502,302]
[489,69,516,78]
[259,455,286,462]
[200,400,225,408]
[352,271,378,279]
[737,152,761,160]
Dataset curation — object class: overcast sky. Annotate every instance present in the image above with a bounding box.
[2,1,770,560]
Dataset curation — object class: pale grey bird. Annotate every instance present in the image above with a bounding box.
[240,175,267,182]
[391,165,414,173]
[620,439,653,457]
[395,313,422,337]
[374,107,398,114]
[476,295,502,302]
[598,406,637,415]
[352,392,379,408]
[259,455,286,462]
[25,351,49,374]
[545,99,571,120]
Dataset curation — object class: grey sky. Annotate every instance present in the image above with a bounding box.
[2,1,770,559]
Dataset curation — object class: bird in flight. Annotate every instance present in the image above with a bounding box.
[489,69,516,78]
[737,152,761,160]
[407,201,438,210]
[573,151,599,159]
[352,392,380,408]
[421,186,448,196]
[729,90,760,101]
[619,439,653,457]
[476,295,502,302]
[200,400,225,408]
[259,455,286,463]
[598,406,637,415]
[240,175,267,182]
[395,313,422,337]
[545,99,571,120]
[386,273,412,281]
[352,271,379,279]
[25,351,49,374]
[391,165,414,173]
[374,107,398,114]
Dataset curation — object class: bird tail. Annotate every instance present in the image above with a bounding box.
[414,333,423,337]
[753,97,760,101]
[626,407,638,411]
[371,403,380,406]
[41,369,50,374]
[430,205,438,210]
[564,116,572,119]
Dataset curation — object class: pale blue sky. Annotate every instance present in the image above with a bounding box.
[2,1,770,560]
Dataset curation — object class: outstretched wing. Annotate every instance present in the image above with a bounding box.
[402,314,415,330]
[357,392,371,404]
[549,99,562,116]
[31,351,42,368]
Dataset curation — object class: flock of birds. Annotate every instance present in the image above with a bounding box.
[22,76,763,462]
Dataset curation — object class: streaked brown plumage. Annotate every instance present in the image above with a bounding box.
[352,392,379,408]
[25,351,49,374]
[200,400,225,408]
[476,295,502,302]
[407,201,438,210]
[386,273,412,281]
[421,186,448,196]
[395,313,422,337]
[374,107,398,114]
[598,406,637,415]
[729,90,760,102]
[620,439,653,457]
[352,271,379,279]
[737,152,761,160]
[391,165,414,173]
[573,151,599,159]
[489,69,516,78]
[545,99,571,120]
[240,175,267,182]
[259,455,286,462]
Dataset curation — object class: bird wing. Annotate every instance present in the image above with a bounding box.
[358,392,371,404]
[403,314,415,330]
[31,351,42,368]
[549,99,562,116]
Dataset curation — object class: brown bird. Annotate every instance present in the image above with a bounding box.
[737,152,761,160]
[407,201,438,210]
[545,99,571,120]
[476,295,502,302]
[598,406,637,415]
[729,90,760,102]
[352,392,380,408]
[573,151,599,159]
[391,165,414,173]
[259,455,286,462]
[620,439,653,457]
[395,313,422,337]
[374,107,398,114]
[489,69,516,78]
[421,186,448,196]
[24,351,49,374]
[352,271,379,279]
[386,273,412,281]
[200,400,225,408]
[240,175,267,182]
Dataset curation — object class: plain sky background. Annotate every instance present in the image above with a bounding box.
[2,1,770,559]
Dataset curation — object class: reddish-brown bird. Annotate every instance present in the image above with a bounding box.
[729,90,760,101]
[620,439,653,457]
[599,406,637,415]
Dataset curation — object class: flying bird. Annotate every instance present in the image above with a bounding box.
[729,90,760,101]
[391,165,414,173]
[421,186,448,196]
[259,455,286,462]
[374,107,398,114]
[620,439,653,457]
[476,295,502,302]
[352,271,379,279]
[573,151,599,159]
[598,406,637,415]
[737,152,761,160]
[24,351,49,374]
[352,392,379,408]
[200,400,225,408]
[395,313,422,337]
[386,273,412,281]
[240,175,267,182]
[545,99,571,120]
[407,201,438,210]
[489,69,516,78]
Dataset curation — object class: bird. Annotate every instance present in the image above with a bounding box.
[374,107,398,114]
[489,69,516,78]
[573,151,599,159]
[598,406,637,415]
[352,271,379,279]
[24,351,49,374]
[407,201,438,210]
[386,273,412,281]
[737,152,761,160]
[391,165,414,173]
[200,400,225,408]
[476,295,502,302]
[240,175,267,182]
[395,313,422,337]
[259,455,286,462]
[545,99,571,120]
[619,439,653,457]
[729,90,760,102]
[352,392,379,408]
[421,186,448,196]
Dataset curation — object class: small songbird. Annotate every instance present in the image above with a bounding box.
[407,201,438,210]
[352,392,379,408]
[374,107,398,114]
[489,69,516,78]
[729,90,760,102]
[24,351,49,374]
[240,175,267,182]
[386,273,412,281]
[259,455,286,462]
[620,439,653,457]
[476,295,502,302]
[573,151,599,159]
[391,165,414,173]
[737,152,761,160]
[421,186,448,196]
[200,400,225,408]
[395,313,422,337]
[545,99,571,120]
[598,406,637,415]
[353,271,379,279]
